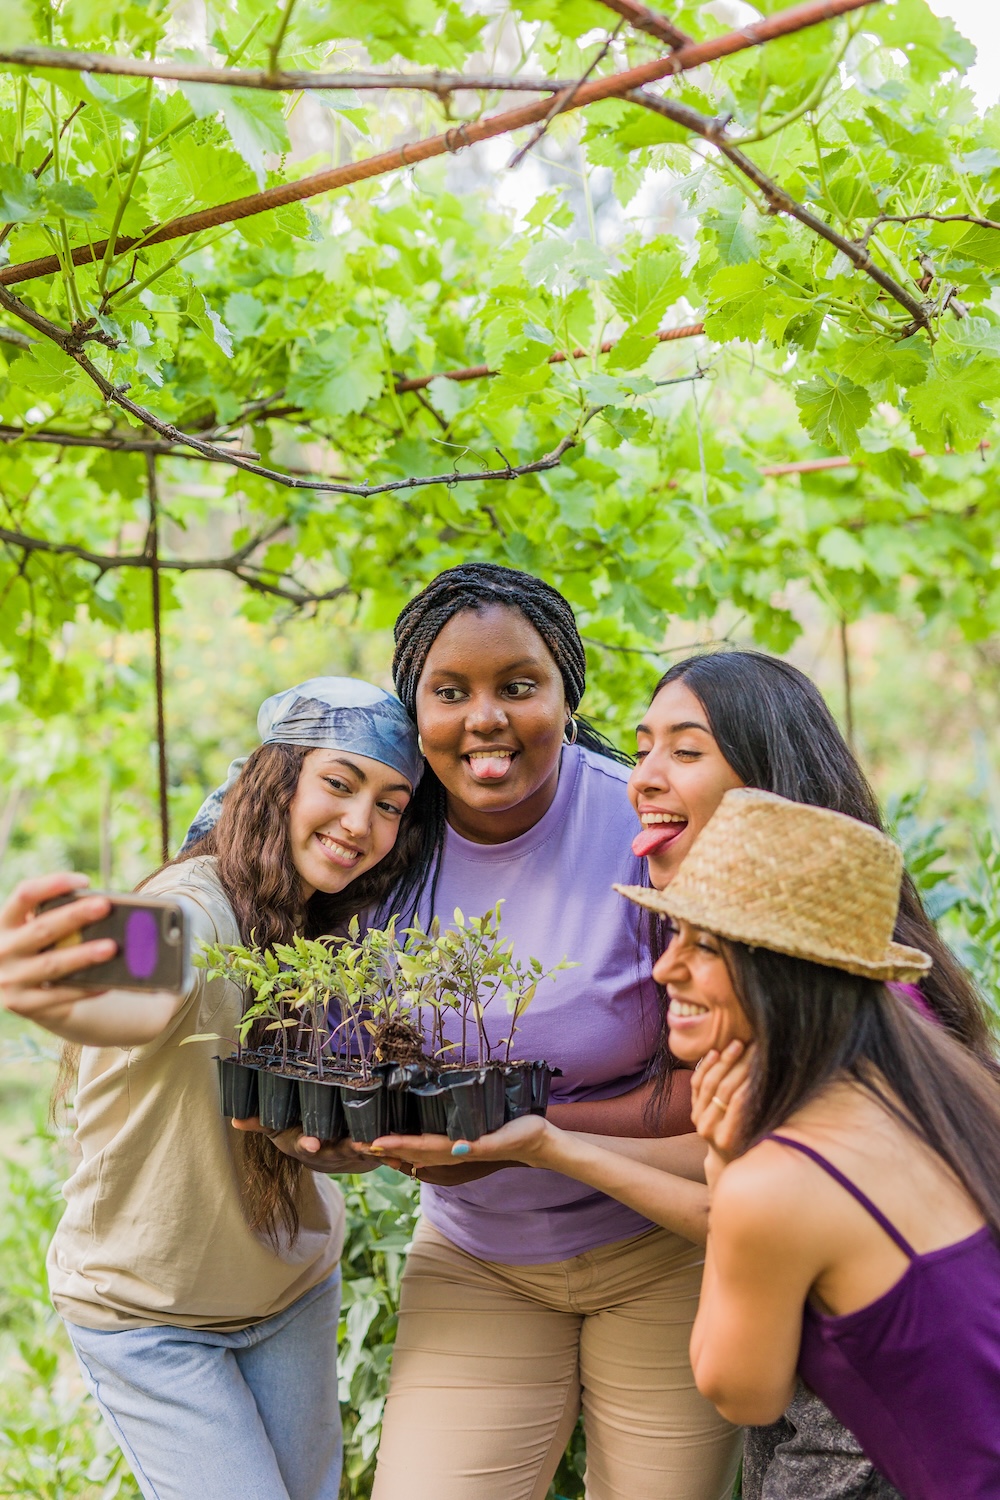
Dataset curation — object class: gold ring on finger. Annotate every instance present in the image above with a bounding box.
[712,1095,729,1113]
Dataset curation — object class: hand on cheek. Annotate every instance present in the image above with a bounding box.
[691,1041,754,1163]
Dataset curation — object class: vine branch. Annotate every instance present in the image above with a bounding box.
[0,424,259,461]
[0,0,880,288]
[626,85,931,331]
[594,0,692,49]
[394,320,705,391]
[0,519,352,607]
[1,273,601,494]
[0,47,573,95]
[145,452,170,863]
[856,211,1000,246]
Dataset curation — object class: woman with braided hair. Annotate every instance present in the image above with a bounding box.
[284,564,740,1500]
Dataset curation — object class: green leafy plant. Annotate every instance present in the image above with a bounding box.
[399,902,575,1066]
[198,904,573,1076]
[4,0,1000,878]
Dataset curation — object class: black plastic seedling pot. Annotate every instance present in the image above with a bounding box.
[502,1063,533,1121]
[258,1069,301,1132]
[411,1082,450,1134]
[444,1074,491,1142]
[444,1066,505,1133]
[342,1079,388,1144]
[298,1076,347,1141]
[216,1057,259,1119]
[530,1063,560,1116]
[386,1064,429,1134]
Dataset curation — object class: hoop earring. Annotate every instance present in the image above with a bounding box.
[417,734,425,756]
[564,716,578,745]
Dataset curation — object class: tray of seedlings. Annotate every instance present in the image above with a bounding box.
[194,902,572,1145]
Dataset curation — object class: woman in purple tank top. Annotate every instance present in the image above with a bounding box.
[638,788,1000,1500]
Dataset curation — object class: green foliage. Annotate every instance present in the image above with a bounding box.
[1,0,999,827]
[890,790,1000,1023]
[337,1169,420,1499]
[0,1116,141,1498]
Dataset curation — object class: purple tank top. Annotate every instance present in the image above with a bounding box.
[765,1134,1000,1500]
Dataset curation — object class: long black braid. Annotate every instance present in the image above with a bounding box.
[384,563,631,921]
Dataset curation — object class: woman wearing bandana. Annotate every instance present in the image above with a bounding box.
[0,678,423,1500]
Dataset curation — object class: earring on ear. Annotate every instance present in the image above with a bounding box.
[564,716,578,745]
[417,734,425,756]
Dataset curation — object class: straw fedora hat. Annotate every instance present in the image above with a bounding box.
[615,788,931,983]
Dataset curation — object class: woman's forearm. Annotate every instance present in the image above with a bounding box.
[31,988,183,1047]
[535,1128,709,1244]
[570,1131,707,1181]
[547,1070,693,1139]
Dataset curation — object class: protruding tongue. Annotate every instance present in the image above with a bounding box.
[468,754,512,781]
[632,824,686,858]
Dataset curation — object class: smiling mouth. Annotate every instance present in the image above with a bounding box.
[668,999,708,1019]
[632,813,688,858]
[315,832,363,866]
[464,749,518,782]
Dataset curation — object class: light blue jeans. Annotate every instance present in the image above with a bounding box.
[65,1269,342,1500]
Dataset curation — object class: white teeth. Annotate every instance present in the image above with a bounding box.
[641,812,687,826]
[467,750,513,760]
[317,833,361,860]
[670,1000,708,1017]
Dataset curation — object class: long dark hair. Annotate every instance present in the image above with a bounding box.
[654,650,994,1061]
[724,942,1000,1238]
[386,562,631,921]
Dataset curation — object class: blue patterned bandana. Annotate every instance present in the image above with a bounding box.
[180,676,420,852]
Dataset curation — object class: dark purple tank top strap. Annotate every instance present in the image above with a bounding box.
[764,1133,917,1260]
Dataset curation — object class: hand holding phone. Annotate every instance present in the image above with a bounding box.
[38,891,190,993]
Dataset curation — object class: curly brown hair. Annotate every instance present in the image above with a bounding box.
[58,743,424,1247]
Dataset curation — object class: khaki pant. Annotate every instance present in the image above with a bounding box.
[372,1219,740,1500]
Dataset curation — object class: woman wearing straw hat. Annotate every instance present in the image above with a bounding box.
[376,789,1000,1500]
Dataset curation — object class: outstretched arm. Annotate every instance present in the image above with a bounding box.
[366,1116,712,1243]
[546,1070,693,1138]
[0,874,186,1047]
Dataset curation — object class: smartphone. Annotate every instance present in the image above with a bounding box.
[39,891,190,993]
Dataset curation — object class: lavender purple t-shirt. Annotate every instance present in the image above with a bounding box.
[417,743,662,1265]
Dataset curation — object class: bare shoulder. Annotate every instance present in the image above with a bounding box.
[711,1140,827,1248]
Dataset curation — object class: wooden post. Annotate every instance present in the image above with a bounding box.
[145,452,170,863]
[839,615,855,752]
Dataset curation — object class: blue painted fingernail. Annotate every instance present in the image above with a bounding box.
[451,1143,471,1156]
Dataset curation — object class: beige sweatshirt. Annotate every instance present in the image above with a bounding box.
[48,857,344,1331]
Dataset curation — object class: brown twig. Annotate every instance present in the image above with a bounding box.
[0,47,571,94]
[594,0,692,48]
[626,85,930,331]
[0,0,880,288]
[760,441,990,476]
[144,452,170,863]
[394,322,705,391]
[508,23,624,170]
[0,326,35,349]
[1,277,598,493]
[0,424,259,460]
[856,211,1000,247]
[0,101,88,250]
[0,519,353,607]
